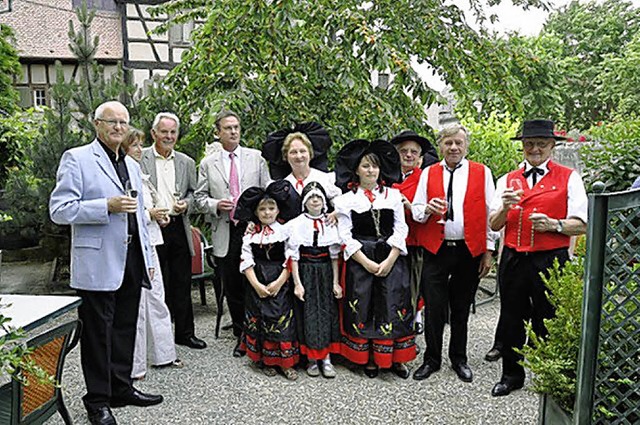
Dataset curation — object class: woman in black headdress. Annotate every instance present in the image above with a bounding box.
[262,122,341,200]
[333,140,417,379]
[235,180,301,380]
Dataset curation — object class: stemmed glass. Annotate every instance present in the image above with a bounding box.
[509,179,523,210]
[435,198,448,225]
[125,180,137,199]
[172,191,181,214]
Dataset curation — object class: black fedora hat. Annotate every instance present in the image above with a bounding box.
[511,119,566,141]
[390,130,436,154]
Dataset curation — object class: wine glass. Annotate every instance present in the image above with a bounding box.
[435,198,448,225]
[172,191,181,214]
[509,179,523,210]
[125,180,137,199]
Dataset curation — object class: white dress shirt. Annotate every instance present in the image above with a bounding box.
[239,221,289,273]
[222,145,244,182]
[411,158,497,250]
[152,145,177,212]
[284,168,342,200]
[286,213,342,260]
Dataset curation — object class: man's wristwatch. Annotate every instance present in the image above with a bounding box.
[555,219,564,233]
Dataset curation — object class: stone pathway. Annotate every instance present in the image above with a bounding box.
[1,262,539,424]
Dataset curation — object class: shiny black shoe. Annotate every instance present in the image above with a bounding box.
[364,365,379,378]
[484,347,502,362]
[88,406,117,425]
[412,362,440,381]
[111,389,164,408]
[233,340,246,358]
[452,363,473,383]
[175,336,207,350]
[491,380,524,397]
[391,363,410,379]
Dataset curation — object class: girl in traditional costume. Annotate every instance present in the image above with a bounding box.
[288,182,342,378]
[235,180,301,380]
[333,139,417,378]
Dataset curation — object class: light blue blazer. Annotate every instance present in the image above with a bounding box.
[49,140,154,291]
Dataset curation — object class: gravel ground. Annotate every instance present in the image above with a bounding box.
[1,263,539,425]
[43,281,538,425]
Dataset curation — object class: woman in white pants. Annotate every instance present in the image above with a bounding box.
[123,128,183,379]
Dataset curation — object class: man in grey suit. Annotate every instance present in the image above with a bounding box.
[50,101,163,425]
[140,112,206,349]
[195,110,271,357]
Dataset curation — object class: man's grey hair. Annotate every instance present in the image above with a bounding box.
[152,112,181,133]
[214,110,240,130]
[94,101,129,121]
[436,124,469,144]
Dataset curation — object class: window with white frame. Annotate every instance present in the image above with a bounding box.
[33,88,47,107]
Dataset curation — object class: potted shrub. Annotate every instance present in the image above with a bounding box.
[519,239,586,424]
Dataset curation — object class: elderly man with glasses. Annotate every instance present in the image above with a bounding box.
[50,101,163,425]
[489,119,587,397]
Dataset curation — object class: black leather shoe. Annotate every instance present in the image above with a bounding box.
[176,336,207,349]
[88,406,117,425]
[484,347,502,362]
[233,340,246,358]
[491,380,524,397]
[452,363,473,383]
[364,365,379,378]
[392,363,410,379]
[412,362,440,381]
[111,390,164,408]
[415,322,424,335]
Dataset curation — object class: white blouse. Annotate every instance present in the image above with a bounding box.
[333,186,408,260]
[286,213,342,261]
[239,221,289,273]
[284,168,342,200]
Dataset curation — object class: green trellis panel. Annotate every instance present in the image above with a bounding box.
[575,187,640,425]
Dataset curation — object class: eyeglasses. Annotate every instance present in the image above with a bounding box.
[523,140,553,149]
[97,118,129,128]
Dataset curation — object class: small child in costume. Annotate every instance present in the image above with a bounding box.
[235,180,301,380]
[288,182,343,378]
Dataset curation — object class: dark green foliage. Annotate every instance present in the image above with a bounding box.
[519,238,586,413]
[0,24,20,115]
[463,112,522,180]
[581,120,640,192]
[152,0,548,155]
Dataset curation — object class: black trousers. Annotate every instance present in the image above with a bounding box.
[157,217,195,341]
[421,242,481,368]
[77,238,143,411]
[215,221,247,338]
[499,247,569,383]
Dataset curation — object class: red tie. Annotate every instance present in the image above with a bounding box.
[296,178,304,190]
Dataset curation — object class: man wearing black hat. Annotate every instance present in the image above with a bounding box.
[489,119,587,396]
[390,130,439,334]
[411,124,496,384]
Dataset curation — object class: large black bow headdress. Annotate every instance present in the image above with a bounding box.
[261,122,332,180]
[234,180,301,224]
[334,139,401,192]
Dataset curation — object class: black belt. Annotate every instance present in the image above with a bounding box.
[444,239,465,247]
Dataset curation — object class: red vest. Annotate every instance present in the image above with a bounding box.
[393,168,431,247]
[503,161,572,252]
[422,161,487,257]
